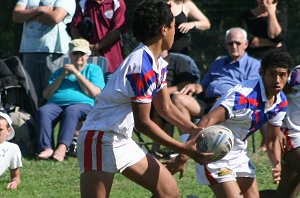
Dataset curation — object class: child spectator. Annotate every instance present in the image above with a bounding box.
[0,112,22,190]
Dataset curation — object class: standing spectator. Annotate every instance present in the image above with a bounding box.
[167,0,210,54]
[37,39,105,162]
[242,0,287,60]
[166,49,293,198]
[170,27,260,144]
[77,1,213,197]
[0,112,22,190]
[70,0,126,83]
[12,0,76,106]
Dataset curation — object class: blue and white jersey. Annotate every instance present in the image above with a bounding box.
[211,78,288,152]
[282,65,300,149]
[81,43,168,138]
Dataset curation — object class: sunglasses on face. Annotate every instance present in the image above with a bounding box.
[227,41,242,46]
[72,51,85,56]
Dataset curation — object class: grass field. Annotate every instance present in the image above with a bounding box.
[0,132,281,198]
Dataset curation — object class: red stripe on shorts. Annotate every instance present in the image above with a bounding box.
[204,165,218,185]
[283,128,294,151]
[96,131,104,171]
[84,130,96,172]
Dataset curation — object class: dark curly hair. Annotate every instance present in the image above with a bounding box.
[132,0,173,43]
[260,48,294,73]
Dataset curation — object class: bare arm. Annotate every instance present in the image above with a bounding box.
[186,0,211,31]
[12,4,49,23]
[167,81,194,95]
[153,86,199,134]
[33,7,68,26]
[42,72,65,100]
[249,37,282,48]
[265,2,282,39]
[180,83,203,95]
[75,72,101,98]
[7,168,21,190]
[90,29,122,55]
[197,106,228,128]
[266,123,284,184]
[164,105,227,174]
[132,97,213,164]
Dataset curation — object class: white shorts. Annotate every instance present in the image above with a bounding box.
[196,149,256,185]
[77,130,147,174]
[282,128,300,152]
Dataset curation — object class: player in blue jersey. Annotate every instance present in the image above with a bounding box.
[77,0,213,197]
[166,48,294,198]
[275,65,300,197]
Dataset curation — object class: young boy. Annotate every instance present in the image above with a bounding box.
[0,112,22,190]
[166,48,293,197]
[77,0,213,197]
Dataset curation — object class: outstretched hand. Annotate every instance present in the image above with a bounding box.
[272,160,281,184]
[163,132,214,178]
[184,133,214,165]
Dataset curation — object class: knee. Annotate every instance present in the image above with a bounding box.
[171,94,185,107]
[155,180,180,198]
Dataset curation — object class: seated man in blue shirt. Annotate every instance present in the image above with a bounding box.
[171,27,261,142]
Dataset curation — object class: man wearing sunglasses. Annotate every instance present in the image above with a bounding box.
[169,27,261,143]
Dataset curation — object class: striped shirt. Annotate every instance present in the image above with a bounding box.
[81,43,168,138]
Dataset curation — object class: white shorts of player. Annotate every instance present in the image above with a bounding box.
[282,127,300,152]
[196,148,256,185]
[77,130,147,174]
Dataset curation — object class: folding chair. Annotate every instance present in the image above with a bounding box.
[63,55,108,78]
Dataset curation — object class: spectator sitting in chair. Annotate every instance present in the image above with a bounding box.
[37,39,105,162]
[170,27,261,143]
[0,112,22,190]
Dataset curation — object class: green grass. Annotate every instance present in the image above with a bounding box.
[0,132,282,198]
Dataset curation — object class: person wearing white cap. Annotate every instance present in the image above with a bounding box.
[0,111,22,190]
[36,38,105,162]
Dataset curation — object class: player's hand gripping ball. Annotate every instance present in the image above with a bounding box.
[197,125,234,162]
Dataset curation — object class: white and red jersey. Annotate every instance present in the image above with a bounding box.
[197,78,288,185]
[282,65,300,150]
[211,78,287,153]
[81,43,168,138]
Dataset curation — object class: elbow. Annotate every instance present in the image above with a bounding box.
[91,88,101,98]
[156,104,172,118]
[205,20,211,30]
[134,119,151,132]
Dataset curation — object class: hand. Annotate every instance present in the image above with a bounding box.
[180,84,200,96]
[183,132,215,165]
[64,64,77,76]
[7,181,18,190]
[163,155,187,178]
[36,5,53,14]
[90,44,101,56]
[263,0,277,16]
[178,22,196,34]
[272,160,281,184]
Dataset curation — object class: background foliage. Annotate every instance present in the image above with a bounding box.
[1,0,300,70]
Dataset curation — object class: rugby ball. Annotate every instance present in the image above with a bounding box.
[196,125,234,162]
